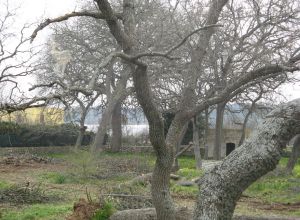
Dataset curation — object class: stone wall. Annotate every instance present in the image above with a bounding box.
[205,128,251,158]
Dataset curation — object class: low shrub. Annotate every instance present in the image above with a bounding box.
[0,122,94,147]
[0,182,58,204]
[177,168,204,180]
[92,201,115,220]
[39,172,67,184]
[0,180,11,189]
[171,184,198,198]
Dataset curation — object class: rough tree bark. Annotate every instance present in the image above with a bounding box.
[132,64,176,220]
[109,99,300,220]
[110,207,192,220]
[91,0,134,153]
[194,99,300,220]
[111,100,122,152]
[213,102,226,160]
[286,134,300,174]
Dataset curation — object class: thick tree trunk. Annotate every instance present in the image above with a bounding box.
[95,1,229,219]
[91,74,128,152]
[132,65,176,220]
[92,0,133,153]
[213,102,226,160]
[91,105,113,152]
[111,100,122,152]
[110,208,299,220]
[193,99,300,220]
[193,116,202,169]
[286,134,300,173]
[75,126,85,149]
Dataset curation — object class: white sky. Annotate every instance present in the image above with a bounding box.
[11,0,79,42]
[3,0,79,95]
[4,0,300,102]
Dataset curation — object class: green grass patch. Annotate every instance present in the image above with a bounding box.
[171,184,198,198]
[178,156,196,169]
[92,201,115,220]
[177,168,203,180]
[0,203,72,220]
[0,180,11,189]
[293,165,300,178]
[279,157,289,167]
[39,172,67,184]
[245,158,300,204]
[247,178,291,193]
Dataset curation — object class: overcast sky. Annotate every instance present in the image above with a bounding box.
[6,0,300,102]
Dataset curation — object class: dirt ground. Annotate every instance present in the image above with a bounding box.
[0,153,300,220]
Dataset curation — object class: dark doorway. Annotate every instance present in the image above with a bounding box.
[226,143,235,156]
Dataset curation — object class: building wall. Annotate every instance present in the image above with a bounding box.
[205,128,251,158]
[0,107,64,125]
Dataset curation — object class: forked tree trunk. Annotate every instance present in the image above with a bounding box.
[194,99,300,220]
[286,134,300,173]
[91,77,128,152]
[213,102,226,160]
[132,64,176,220]
[111,101,122,152]
[95,0,229,218]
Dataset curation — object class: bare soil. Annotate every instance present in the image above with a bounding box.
[0,154,299,219]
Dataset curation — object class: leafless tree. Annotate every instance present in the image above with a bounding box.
[30,0,300,219]
[0,1,41,114]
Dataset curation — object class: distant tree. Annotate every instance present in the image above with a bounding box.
[0,1,41,113]
[30,0,300,219]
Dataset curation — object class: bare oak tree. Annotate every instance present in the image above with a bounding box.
[30,0,300,219]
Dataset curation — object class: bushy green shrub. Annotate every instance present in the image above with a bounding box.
[0,183,57,204]
[0,122,94,147]
[39,172,67,184]
[0,121,20,134]
[92,202,115,220]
